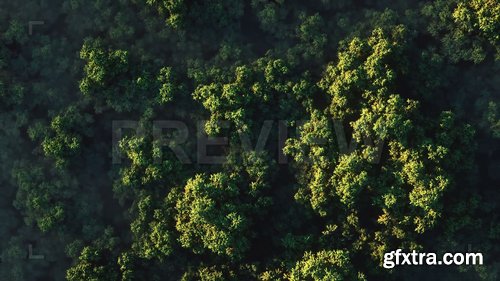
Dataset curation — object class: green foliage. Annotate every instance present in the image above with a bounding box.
[423,0,500,62]
[2,19,28,45]
[130,194,176,259]
[147,0,244,29]
[157,66,185,104]
[118,252,136,281]
[12,162,77,232]
[118,135,178,187]
[193,57,313,135]
[66,228,120,281]
[175,173,251,260]
[0,46,24,107]
[66,246,119,281]
[284,110,338,215]
[286,26,477,270]
[288,250,366,281]
[1,0,498,280]
[42,106,93,168]
[79,39,157,112]
[296,13,327,60]
[251,0,289,38]
[483,101,500,138]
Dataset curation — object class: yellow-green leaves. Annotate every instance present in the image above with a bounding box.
[289,250,366,281]
[175,173,250,260]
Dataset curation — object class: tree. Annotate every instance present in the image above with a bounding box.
[193,57,313,135]
[288,250,365,281]
[12,162,78,233]
[422,0,500,63]
[146,0,244,30]
[66,228,120,281]
[41,105,93,168]
[130,193,176,260]
[79,39,156,112]
[175,173,251,260]
[0,0,498,280]
[285,26,476,270]
[296,13,327,61]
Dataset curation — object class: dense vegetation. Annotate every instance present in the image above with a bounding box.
[0,0,499,280]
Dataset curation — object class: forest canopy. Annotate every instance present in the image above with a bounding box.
[0,0,499,280]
